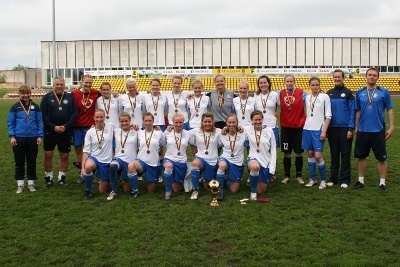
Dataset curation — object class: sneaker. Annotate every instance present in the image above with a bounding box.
[305,180,317,187]
[77,177,84,184]
[281,177,290,184]
[379,184,387,193]
[246,178,250,186]
[352,181,365,189]
[138,176,143,181]
[130,191,139,199]
[296,177,304,184]
[43,177,53,188]
[250,192,257,201]
[340,183,348,188]
[28,184,36,192]
[190,191,198,200]
[58,175,68,186]
[85,191,93,199]
[217,192,224,201]
[107,191,118,201]
[165,192,172,200]
[319,181,327,189]
[158,176,163,184]
[16,186,24,194]
[327,182,335,187]
[72,161,81,169]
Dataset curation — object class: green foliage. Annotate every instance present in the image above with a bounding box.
[0,75,6,83]
[0,98,400,266]
[12,64,28,71]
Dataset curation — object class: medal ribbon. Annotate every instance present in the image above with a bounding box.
[145,129,154,152]
[229,132,237,155]
[121,129,130,150]
[254,127,262,151]
[129,95,137,115]
[19,100,31,119]
[173,92,181,109]
[194,95,202,114]
[310,93,319,115]
[261,92,270,110]
[367,88,376,105]
[102,96,111,117]
[240,97,248,118]
[218,92,224,110]
[95,124,105,147]
[53,91,64,109]
[82,91,90,109]
[286,90,294,108]
[203,130,211,152]
[152,94,159,113]
[174,130,183,152]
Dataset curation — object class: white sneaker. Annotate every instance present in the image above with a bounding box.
[281,177,290,184]
[250,192,257,201]
[158,176,163,183]
[190,191,198,200]
[165,192,171,200]
[340,183,348,188]
[28,184,36,192]
[16,186,24,194]
[296,177,304,184]
[319,181,327,189]
[138,176,143,181]
[305,180,317,187]
[106,191,118,201]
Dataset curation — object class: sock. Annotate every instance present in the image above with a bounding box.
[164,168,173,193]
[317,159,326,181]
[17,180,24,186]
[45,171,53,179]
[295,155,303,176]
[249,171,259,193]
[283,156,291,177]
[226,180,232,191]
[58,171,66,180]
[359,177,364,184]
[308,157,317,181]
[109,163,119,192]
[83,173,93,192]
[127,172,139,192]
[216,169,225,193]
[191,167,200,191]
[27,180,34,186]
[380,178,385,185]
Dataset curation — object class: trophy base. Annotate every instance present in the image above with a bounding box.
[210,198,219,207]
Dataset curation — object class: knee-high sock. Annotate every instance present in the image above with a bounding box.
[191,167,200,191]
[109,163,119,192]
[164,168,173,193]
[308,157,317,181]
[283,155,291,177]
[216,169,225,193]
[317,159,327,181]
[249,171,259,193]
[295,153,303,177]
[127,172,138,192]
[83,173,93,192]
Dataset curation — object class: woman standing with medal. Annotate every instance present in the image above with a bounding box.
[96,82,121,128]
[161,113,191,200]
[143,79,168,131]
[216,114,246,201]
[120,78,144,128]
[188,112,222,200]
[81,109,114,199]
[245,110,277,201]
[106,112,139,201]
[187,80,209,130]
[233,80,255,127]
[166,76,189,130]
[302,77,331,189]
[8,85,43,193]
[127,113,163,196]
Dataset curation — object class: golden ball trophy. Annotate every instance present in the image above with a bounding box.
[208,180,220,207]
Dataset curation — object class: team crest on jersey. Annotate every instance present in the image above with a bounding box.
[111,100,115,104]
[31,105,35,109]
[263,133,268,137]
[63,99,68,104]
[341,93,345,97]
[283,95,295,107]
[82,99,94,109]
[130,132,136,136]
[104,129,109,134]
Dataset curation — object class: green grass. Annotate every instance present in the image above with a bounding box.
[1,98,400,267]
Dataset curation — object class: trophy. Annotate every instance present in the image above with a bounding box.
[208,180,220,207]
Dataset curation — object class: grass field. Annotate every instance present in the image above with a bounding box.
[1,97,399,267]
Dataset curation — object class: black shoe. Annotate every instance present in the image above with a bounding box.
[379,184,387,193]
[85,191,93,199]
[352,181,365,189]
[58,175,68,186]
[130,191,139,199]
[217,192,224,201]
[43,176,54,188]
[73,161,81,169]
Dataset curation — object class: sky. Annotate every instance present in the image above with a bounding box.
[1,0,399,70]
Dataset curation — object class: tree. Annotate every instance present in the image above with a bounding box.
[13,64,28,71]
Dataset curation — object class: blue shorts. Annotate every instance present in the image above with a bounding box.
[88,156,110,182]
[137,159,159,183]
[195,156,217,181]
[112,157,129,180]
[302,129,324,152]
[72,128,89,146]
[218,158,244,183]
[164,158,188,185]
[246,158,271,185]
[244,140,250,148]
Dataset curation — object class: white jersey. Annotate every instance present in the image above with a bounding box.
[96,95,121,128]
[219,131,246,166]
[114,127,138,163]
[244,125,276,174]
[161,129,190,163]
[137,129,162,167]
[189,128,221,165]
[254,91,280,128]
[304,93,332,131]
[187,95,209,129]
[233,96,255,127]
[83,123,114,163]
[120,93,145,127]
[166,91,189,123]
[143,93,168,126]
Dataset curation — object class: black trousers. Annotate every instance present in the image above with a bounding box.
[327,127,353,184]
[13,137,38,180]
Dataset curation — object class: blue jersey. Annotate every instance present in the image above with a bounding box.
[327,85,355,129]
[355,86,393,133]
[8,100,44,138]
